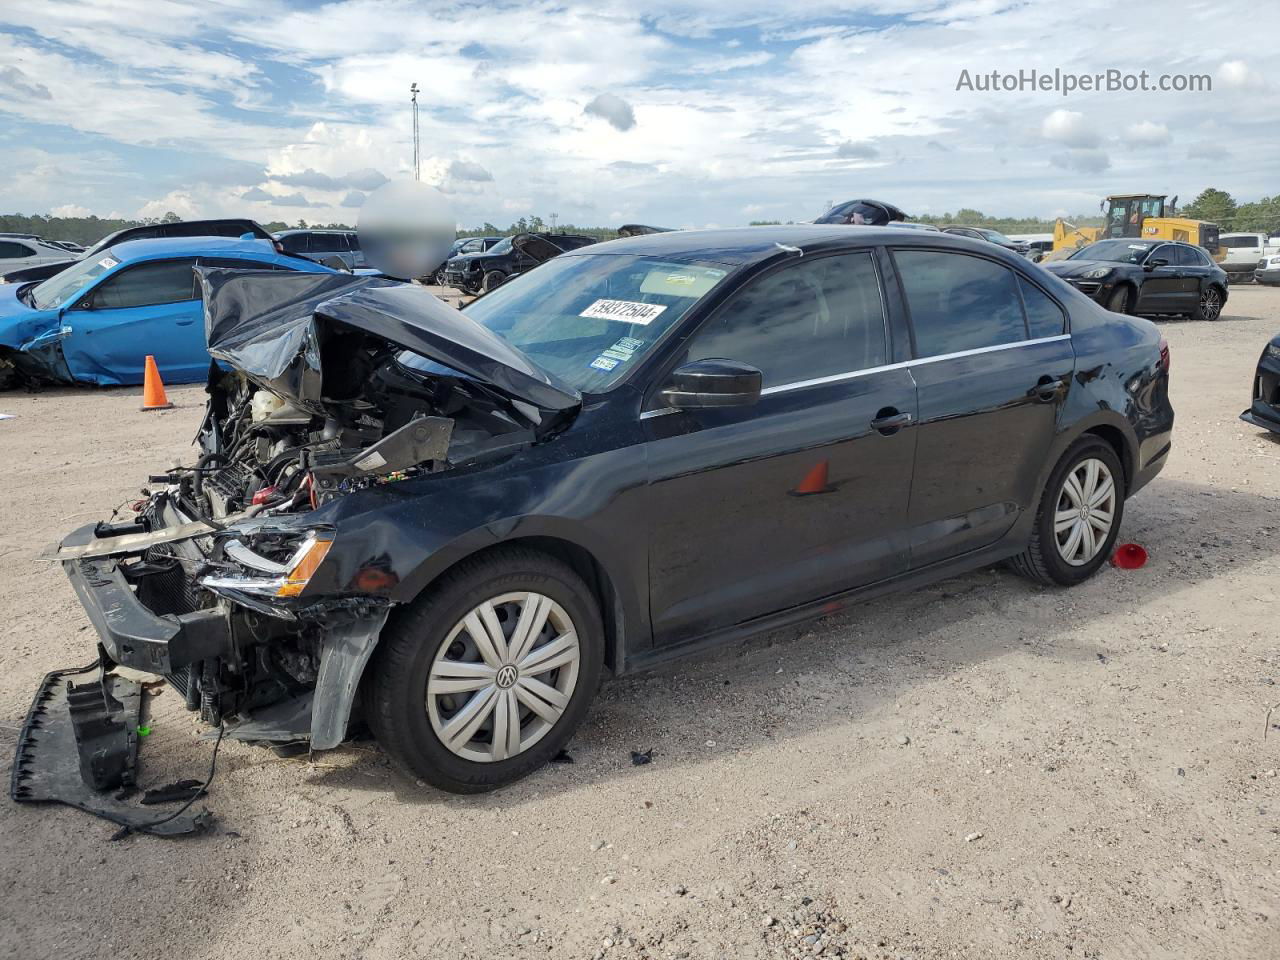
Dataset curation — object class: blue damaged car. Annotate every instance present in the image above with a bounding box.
[0,236,338,389]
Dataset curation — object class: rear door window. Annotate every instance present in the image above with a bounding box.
[894,250,1027,357]
[0,241,34,258]
[278,234,308,254]
[685,251,888,388]
[1018,277,1066,338]
[91,259,198,308]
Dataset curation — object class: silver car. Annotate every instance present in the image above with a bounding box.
[273,229,366,270]
[0,236,75,272]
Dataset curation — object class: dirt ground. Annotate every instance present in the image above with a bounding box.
[2,285,1279,960]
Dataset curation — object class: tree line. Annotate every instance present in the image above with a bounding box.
[5,188,1278,247]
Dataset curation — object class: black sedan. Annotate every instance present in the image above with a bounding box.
[1044,238,1228,321]
[19,227,1173,822]
[941,225,1030,256]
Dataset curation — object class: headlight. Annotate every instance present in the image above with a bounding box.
[1266,343,1280,361]
[1082,266,1112,279]
[1270,256,1280,266]
[200,530,334,598]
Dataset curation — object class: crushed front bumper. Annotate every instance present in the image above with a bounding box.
[62,524,232,675]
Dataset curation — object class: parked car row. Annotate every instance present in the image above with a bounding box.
[440,231,598,294]
[0,236,337,389]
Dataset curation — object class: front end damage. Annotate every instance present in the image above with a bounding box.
[12,269,580,834]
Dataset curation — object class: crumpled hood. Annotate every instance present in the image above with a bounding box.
[197,268,581,413]
[0,282,58,349]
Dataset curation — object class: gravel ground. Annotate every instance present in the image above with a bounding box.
[1,285,1278,960]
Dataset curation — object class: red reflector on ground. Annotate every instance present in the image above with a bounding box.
[1111,543,1148,569]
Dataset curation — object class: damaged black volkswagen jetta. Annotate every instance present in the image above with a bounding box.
[15,227,1173,830]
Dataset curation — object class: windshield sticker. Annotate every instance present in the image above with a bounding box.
[640,266,726,298]
[98,256,119,269]
[589,355,620,372]
[1128,244,1148,250]
[600,336,644,363]
[580,299,668,325]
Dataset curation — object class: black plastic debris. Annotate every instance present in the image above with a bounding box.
[630,749,652,766]
[550,749,574,764]
[141,779,206,805]
[10,663,209,837]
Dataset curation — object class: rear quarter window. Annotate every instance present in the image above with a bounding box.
[894,249,1027,357]
[1018,277,1066,338]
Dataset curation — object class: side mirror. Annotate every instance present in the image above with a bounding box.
[659,359,762,409]
[1144,257,1168,271]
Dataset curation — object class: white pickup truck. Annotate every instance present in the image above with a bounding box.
[1219,232,1280,283]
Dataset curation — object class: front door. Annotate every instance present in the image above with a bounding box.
[890,249,1074,567]
[1135,244,1186,314]
[644,249,917,646]
[62,258,203,384]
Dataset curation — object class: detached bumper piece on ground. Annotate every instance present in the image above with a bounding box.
[11,663,209,837]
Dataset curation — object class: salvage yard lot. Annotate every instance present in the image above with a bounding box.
[2,286,1279,960]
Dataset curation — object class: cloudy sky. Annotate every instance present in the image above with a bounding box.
[0,0,1275,228]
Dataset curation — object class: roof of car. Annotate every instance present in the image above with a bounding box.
[107,235,281,261]
[274,228,356,237]
[560,225,988,265]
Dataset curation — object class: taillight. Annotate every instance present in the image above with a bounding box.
[1159,337,1170,373]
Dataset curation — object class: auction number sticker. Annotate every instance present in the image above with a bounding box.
[579,299,667,325]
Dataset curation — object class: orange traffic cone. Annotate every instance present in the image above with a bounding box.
[140,355,173,411]
[789,459,834,496]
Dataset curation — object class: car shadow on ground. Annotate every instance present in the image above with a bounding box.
[300,475,1280,809]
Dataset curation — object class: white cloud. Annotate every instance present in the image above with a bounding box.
[50,203,91,217]
[1050,149,1111,175]
[1041,110,1098,148]
[1127,120,1170,146]
[1218,59,1266,90]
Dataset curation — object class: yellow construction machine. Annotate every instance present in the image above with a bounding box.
[1049,194,1223,262]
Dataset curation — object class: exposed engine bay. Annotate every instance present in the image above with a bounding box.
[12,270,582,834]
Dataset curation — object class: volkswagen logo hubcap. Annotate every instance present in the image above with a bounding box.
[495,664,520,689]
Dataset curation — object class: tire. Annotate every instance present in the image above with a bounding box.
[481,270,507,294]
[1011,436,1125,587]
[1105,285,1131,314]
[366,547,604,793]
[1192,284,1224,322]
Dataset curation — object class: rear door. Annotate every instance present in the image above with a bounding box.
[890,248,1074,567]
[644,249,918,645]
[1173,245,1213,309]
[62,258,204,384]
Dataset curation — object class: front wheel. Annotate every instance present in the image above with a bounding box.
[1011,437,1125,586]
[366,547,603,793]
[1192,285,1223,321]
[1105,285,1131,314]
[481,270,507,294]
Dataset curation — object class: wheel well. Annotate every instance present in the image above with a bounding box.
[1083,425,1131,492]
[431,536,622,673]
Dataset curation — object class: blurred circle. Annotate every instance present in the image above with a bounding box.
[357,180,455,279]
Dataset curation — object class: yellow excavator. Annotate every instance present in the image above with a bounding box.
[1049,194,1223,262]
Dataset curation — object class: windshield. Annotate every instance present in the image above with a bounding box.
[980,229,1016,244]
[485,237,513,255]
[1069,240,1157,264]
[403,254,729,393]
[29,253,120,310]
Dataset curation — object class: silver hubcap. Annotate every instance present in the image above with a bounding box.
[1054,458,1116,566]
[426,591,580,763]
[1200,289,1220,319]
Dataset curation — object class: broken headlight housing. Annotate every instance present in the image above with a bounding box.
[201,529,334,598]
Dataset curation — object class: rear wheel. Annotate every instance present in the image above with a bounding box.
[1011,437,1125,586]
[1192,285,1223,321]
[366,547,603,793]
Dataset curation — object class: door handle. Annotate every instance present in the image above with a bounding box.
[1033,376,1065,401]
[870,409,913,434]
